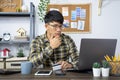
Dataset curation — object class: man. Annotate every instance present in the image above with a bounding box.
[28,10,79,70]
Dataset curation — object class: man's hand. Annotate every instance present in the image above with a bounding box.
[57,61,73,70]
[49,35,61,49]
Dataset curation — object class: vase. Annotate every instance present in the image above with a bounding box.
[101,68,110,77]
[21,5,28,12]
[93,68,101,77]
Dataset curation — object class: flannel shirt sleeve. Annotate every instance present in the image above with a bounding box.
[28,38,44,68]
[67,36,79,69]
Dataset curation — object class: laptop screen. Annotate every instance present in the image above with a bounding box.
[77,38,117,71]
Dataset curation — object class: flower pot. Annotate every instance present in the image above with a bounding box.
[93,68,101,77]
[21,5,28,12]
[102,68,110,77]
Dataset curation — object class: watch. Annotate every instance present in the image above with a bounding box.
[3,33,11,41]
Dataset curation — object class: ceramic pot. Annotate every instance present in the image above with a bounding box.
[21,5,28,12]
[101,68,110,77]
[93,68,101,77]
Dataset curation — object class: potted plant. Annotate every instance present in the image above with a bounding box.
[92,62,101,77]
[38,0,50,22]
[17,48,24,57]
[101,60,110,77]
[16,7,21,12]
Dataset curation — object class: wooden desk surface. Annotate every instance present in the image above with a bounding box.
[0,69,120,80]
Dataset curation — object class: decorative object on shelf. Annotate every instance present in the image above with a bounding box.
[38,0,50,22]
[0,48,10,58]
[3,33,11,41]
[0,0,22,12]
[21,5,28,12]
[14,27,29,41]
[17,27,26,37]
[92,62,101,77]
[0,37,2,41]
[17,48,24,57]
[101,60,110,77]
[16,7,21,12]
[98,0,102,16]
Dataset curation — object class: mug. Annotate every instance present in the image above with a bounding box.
[21,61,32,74]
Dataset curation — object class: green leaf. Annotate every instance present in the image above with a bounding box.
[93,62,101,68]
[38,0,50,22]
[102,60,109,68]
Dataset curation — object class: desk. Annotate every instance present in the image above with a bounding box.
[0,70,120,80]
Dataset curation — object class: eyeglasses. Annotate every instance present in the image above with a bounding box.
[48,23,63,29]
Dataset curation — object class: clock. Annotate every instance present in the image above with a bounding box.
[3,33,11,41]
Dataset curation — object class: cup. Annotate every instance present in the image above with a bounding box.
[21,61,32,74]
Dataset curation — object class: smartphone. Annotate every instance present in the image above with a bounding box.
[34,70,52,75]
[55,70,66,76]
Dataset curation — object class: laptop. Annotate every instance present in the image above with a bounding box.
[77,38,117,72]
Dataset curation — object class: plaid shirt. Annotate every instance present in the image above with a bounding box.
[28,33,79,69]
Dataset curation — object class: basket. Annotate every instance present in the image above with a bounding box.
[109,61,120,76]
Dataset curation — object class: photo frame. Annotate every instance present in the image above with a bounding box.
[0,0,22,12]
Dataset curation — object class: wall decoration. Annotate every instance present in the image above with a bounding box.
[38,0,50,22]
[48,4,91,33]
[0,0,22,12]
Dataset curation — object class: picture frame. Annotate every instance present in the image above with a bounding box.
[0,0,22,12]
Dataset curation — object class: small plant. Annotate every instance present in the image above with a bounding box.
[16,7,21,12]
[102,60,109,68]
[17,48,24,57]
[93,62,101,68]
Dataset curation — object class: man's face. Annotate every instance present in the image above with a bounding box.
[45,21,63,37]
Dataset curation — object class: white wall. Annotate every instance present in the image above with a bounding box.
[0,0,120,56]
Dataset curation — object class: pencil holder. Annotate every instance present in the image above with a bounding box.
[109,61,120,76]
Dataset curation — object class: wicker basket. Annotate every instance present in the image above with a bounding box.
[109,61,120,76]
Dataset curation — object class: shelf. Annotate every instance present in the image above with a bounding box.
[0,41,30,44]
[0,57,27,62]
[0,2,34,59]
[0,12,31,17]
[0,69,21,75]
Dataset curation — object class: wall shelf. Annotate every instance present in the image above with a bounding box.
[0,41,30,44]
[0,2,35,56]
[0,12,30,17]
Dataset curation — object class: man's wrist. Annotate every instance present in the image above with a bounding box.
[67,61,74,69]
